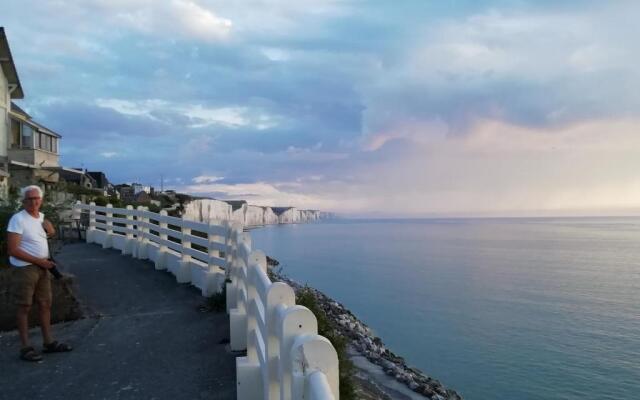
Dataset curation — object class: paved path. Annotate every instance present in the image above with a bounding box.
[0,242,236,400]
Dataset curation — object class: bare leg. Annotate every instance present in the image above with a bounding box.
[16,305,31,348]
[38,301,53,345]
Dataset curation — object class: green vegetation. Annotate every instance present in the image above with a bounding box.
[296,286,356,400]
[0,193,19,268]
[205,280,229,312]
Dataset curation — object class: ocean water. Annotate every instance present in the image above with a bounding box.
[250,218,640,400]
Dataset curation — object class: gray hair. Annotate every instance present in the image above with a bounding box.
[20,185,44,200]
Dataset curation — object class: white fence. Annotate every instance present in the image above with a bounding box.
[72,202,339,400]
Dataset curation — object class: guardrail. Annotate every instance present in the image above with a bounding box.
[72,202,339,400]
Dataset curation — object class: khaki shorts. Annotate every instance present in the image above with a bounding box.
[11,264,52,306]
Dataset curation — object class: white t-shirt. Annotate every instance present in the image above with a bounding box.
[7,210,49,267]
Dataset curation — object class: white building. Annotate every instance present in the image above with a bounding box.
[0,27,24,198]
[132,183,151,195]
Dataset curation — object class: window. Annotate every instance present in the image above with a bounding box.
[52,138,58,154]
[21,124,33,148]
[10,118,20,148]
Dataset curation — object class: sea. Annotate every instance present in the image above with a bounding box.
[250,217,640,400]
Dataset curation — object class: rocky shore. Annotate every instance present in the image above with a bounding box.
[270,271,463,400]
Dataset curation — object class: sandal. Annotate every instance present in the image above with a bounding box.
[20,346,43,362]
[43,341,73,353]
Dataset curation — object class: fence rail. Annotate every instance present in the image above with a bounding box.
[72,202,339,400]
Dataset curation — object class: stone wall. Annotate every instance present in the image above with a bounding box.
[0,267,82,331]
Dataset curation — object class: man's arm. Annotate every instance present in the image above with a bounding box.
[7,233,55,269]
[43,219,56,238]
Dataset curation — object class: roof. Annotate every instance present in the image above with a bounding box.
[10,101,30,118]
[0,27,24,99]
[10,102,62,138]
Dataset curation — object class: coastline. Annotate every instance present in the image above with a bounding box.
[270,269,463,400]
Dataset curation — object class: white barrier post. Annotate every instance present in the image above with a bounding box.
[201,221,223,296]
[87,201,96,243]
[123,205,135,255]
[134,206,144,259]
[266,283,296,400]
[177,216,192,283]
[237,250,268,400]
[71,201,81,241]
[226,223,242,313]
[291,336,339,400]
[103,203,114,249]
[278,306,319,400]
[155,210,168,270]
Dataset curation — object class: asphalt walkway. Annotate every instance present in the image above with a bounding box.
[0,242,236,400]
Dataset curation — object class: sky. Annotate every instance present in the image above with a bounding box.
[3,0,640,217]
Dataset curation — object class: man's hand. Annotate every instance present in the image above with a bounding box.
[37,258,56,269]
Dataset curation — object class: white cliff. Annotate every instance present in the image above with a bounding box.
[245,205,265,227]
[182,199,232,224]
[263,207,279,225]
[274,207,300,224]
[181,200,330,226]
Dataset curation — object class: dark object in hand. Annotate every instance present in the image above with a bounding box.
[48,259,63,280]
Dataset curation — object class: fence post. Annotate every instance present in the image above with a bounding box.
[155,210,168,270]
[103,203,113,249]
[123,205,135,255]
[278,306,319,400]
[226,222,242,313]
[290,336,339,400]
[133,206,143,259]
[177,216,192,283]
[87,201,96,243]
[266,283,296,400]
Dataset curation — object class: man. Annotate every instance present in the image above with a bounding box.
[7,185,72,361]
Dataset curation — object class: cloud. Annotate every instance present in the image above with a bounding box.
[359,3,640,143]
[91,0,233,42]
[5,1,640,216]
[95,98,282,130]
[192,175,224,184]
[340,117,640,216]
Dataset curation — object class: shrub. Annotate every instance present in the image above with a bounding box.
[296,287,356,400]
[0,195,20,268]
[205,282,228,312]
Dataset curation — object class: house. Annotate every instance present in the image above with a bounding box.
[87,171,109,189]
[115,184,135,202]
[8,102,61,186]
[58,168,96,189]
[2,28,64,192]
[131,183,150,195]
[0,27,24,198]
